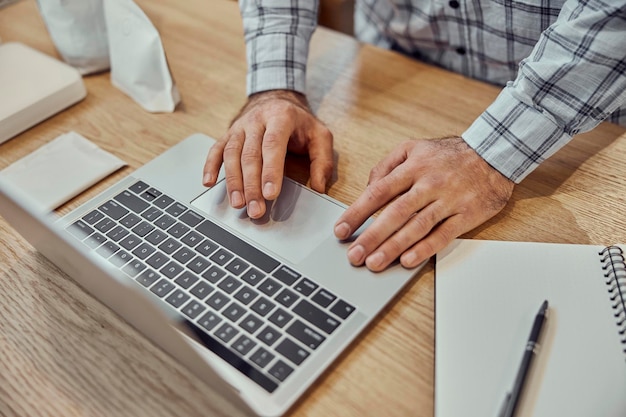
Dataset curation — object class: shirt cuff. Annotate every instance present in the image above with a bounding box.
[462,86,572,183]
[245,33,309,96]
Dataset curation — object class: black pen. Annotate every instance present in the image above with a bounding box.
[499,300,549,417]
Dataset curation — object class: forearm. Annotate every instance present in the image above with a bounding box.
[239,0,319,96]
[463,0,626,182]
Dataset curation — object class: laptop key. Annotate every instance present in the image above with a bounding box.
[146,251,169,269]
[154,214,176,230]
[173,247,195,264]
[167,222,190,239]
[268,360,294,382]
[150,278,174,298]
[132,221,154,237]
[190,281,214,300]
[292,299,340,334]
[122,260,147,277]
[268,308,293,329]
[239,313,264,334]
[210,248,233,266]
[99,200,129,220]
[153,194,174,209]
[67,220,94,240]
[96,241,119,258]
[110,250,132,268]
[250,297,276,317]
[119,234,141,251]
[136,269,160,287]
[158,238,181,254]
[241,267,264,287]
[250,347,274,369]
[202,265,226,283]
[205,291,229,311]
[174,271,198,289]
[232,335,256,356]
[272,265,300,286]
[113,191,149,214]
[166,202,187,217]
[286,320,326,350]
[225,258,249,276]
[82,210,104,225]
[223,301,246,323]
[196,239,218,256]
[275,288,299,308]
[293,277,318,297]
[188,256,211,274]
[145,229,168,245]
[141,206,163,221]
[181,230,203,247]
[276,338,309,366]
[161,261,184,279]
[330,299,356,320]
[311,288,336,308]
[179,210,204,227]
[106,225,129,242]
[218,275,242,294]
[215,323,238,343]
[129,180,149,194]
[94,218,116,233]
[198,311,222,332]
[84,232,106,249]
[258,277,282,297]
[234,286,259,305]
[120,213,141,228]
[165,289,190,308]
[181,300,206,319]
[256,325,281,347]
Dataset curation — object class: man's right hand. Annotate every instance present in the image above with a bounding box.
[202,90,334,219]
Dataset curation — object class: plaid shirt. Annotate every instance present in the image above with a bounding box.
[239,0,626,182]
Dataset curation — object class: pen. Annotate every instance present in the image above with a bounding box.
[499,300,549,417]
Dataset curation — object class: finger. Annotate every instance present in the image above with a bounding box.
[363,201,449,271]
[261,115,293,200]
[222,130,246,209]
[308,126,334,193]
[399,214,466,268]
[203,139,227,186]
[334,167,413,241]
[241,126,266,219]
[368,141,411,185]
[345,186,434,267]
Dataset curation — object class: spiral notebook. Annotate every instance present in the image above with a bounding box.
[435,239,626,417]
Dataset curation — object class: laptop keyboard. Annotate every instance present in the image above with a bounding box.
[65,180,356,393]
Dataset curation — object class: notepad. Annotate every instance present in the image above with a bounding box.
[435,239,626,417]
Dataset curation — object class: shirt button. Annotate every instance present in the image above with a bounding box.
[456,46,466,55]
[449,0,460,8]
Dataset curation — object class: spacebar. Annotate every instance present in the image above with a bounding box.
[196,220,280,273]
[182,318,279,393]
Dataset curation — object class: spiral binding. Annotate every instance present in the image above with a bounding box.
[599,245,626,358]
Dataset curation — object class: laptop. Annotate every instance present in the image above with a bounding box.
[0,133,423,416]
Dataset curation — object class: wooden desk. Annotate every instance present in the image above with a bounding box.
[1,1,625,416]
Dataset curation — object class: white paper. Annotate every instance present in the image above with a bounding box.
[36,0,110,75]
[103,0,180,113]
[0,131,126,211]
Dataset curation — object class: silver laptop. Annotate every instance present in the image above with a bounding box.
[0,133,423,416]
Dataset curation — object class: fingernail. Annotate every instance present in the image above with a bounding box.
[248,200,262,218]
[203,172,213,185]
[347,245,365,265]
[263,182,276,198]
[366,252,385,270]
[402,252,418,268]
[334,222,350,239]
[230,191,243,207]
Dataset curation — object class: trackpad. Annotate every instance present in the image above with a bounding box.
[190,178,346,265]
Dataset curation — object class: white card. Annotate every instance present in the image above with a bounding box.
[0,131,126,211]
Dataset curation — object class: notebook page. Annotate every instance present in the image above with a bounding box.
[435,239,626,417]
